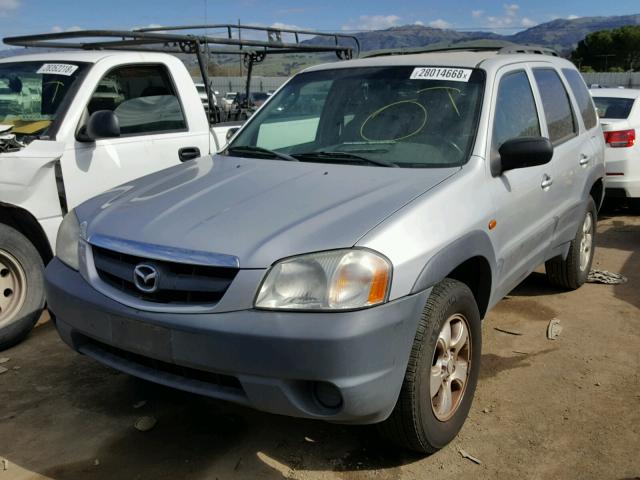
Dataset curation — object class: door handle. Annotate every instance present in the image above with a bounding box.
[579,154,590,166]
[178,147,200,162]
[541,174,553,190]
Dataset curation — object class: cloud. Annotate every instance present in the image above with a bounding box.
[342,14,401,31]
[414,20,425,26]
[504,3,519,17]
[472,10,484,18]
[429,19,452,29]
[567,14,579,20]
[521,17,537,27]
[484,3,523,29]
[0,0,20,16]
[270,22,302,31]
[51,25,82,33]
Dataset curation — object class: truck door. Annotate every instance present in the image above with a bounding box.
[530,67,588,254]
[487,66,556,298]
[62,64,209,209]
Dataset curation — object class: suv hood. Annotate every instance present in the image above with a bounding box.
[80,155,457,268]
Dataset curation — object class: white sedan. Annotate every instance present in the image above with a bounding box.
[591,88,640,210]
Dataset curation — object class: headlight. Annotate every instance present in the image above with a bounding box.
[56,211,81,270]
[255,249,391,311]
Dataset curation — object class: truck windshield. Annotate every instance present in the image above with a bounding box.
[0,61,87,138]
[228,66,484,167]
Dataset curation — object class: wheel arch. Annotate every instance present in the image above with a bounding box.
[0,204,53,265]
[411,231,495,318]
[589,177,604,212]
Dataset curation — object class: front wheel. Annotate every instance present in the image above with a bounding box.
[378,278,482,454]
[546,197,597,290]
[0,224,46,350]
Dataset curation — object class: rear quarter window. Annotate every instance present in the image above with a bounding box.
[532,68,577,145]
[562,68,598,130]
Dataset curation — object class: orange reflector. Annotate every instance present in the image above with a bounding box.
[368,268,389,304]
[488,219,497,230]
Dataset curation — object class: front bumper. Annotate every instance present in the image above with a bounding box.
[45,258,429,424]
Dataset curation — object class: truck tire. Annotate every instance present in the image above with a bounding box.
[546,197,597,290]
[0,224,45,350]
[378,278,481,453]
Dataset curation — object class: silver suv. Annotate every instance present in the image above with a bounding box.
[45,47,604,453]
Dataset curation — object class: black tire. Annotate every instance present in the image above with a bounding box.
[0,224,46,350]
[628,198,640,214]
[378,278,482,454]
[545,197,597,290]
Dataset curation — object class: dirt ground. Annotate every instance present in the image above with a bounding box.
[1,204,638,480]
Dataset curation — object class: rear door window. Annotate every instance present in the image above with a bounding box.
[492,70,541,152]
[592,97,635,119]
[87,65,186,136]
[532,68,577,145]
[562,68,598,130]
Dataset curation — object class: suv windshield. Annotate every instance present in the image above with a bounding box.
[0,61,87,138]
[228,66,484,167]
[592,96,636,119]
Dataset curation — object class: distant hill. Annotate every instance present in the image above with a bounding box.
[509,14,640,51]
[338,13,640,55]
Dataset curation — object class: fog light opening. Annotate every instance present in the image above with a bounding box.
[313,381,343,410]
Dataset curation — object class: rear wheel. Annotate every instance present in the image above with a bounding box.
[0,224,46,350]
[378,279,481,453]
[546,197,597,290]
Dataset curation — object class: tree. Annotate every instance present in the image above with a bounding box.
[571,25,640,71]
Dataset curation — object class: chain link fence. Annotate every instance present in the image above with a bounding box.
[582,72,640,89]
[208,76,289,95]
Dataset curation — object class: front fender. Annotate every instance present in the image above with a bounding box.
[411,229,496,294]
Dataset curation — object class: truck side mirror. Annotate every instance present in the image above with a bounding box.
[81,110,120,142]
[226,127,240,141]
[498,136,553,174]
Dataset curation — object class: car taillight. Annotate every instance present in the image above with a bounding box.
[604,129,635,148]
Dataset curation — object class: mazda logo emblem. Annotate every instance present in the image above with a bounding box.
[133,264,159,293]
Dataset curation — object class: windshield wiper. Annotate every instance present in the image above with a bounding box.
[226,145,299,162]
[292,151,398,168]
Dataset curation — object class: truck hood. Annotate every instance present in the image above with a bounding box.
[80,155,458,268]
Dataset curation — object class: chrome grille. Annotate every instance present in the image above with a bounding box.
[91,245,238,305]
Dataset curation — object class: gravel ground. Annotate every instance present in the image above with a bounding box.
[0,205,638,480]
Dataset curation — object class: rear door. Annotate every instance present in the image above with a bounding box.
[530,66,592,252]
[487,65,556,298]
[62,64,209,209]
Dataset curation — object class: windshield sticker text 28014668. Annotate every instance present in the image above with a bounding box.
[410,67,472,82]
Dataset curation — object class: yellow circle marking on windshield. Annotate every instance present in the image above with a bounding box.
[417,86,462,117]
[360,100,427,142]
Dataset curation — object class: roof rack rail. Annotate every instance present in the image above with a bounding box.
[3,25,359,123]
[364,42,558,58]
[498,45,559,56]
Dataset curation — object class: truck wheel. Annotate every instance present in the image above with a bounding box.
[0,224,45,350]
[378,278,481,453]
[545,197,597,290]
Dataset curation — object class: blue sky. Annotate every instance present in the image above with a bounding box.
[0,0,639,39]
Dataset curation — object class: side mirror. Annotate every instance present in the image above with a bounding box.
[81,110,120,142]
[226,127,240,141]
[497,136,553,174]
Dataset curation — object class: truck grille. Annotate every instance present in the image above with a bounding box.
[91,245,238,305]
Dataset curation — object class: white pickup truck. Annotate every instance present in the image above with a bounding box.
[0,50,236,348]
[0,25,358,349]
